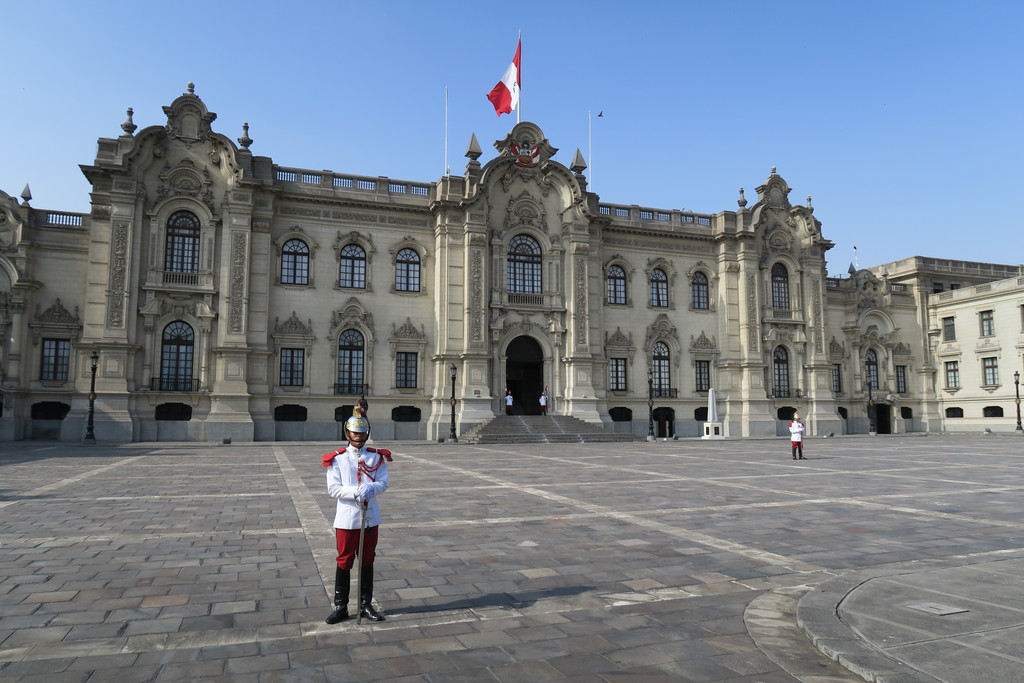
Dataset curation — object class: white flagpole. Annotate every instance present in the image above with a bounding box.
[588,110,593,189]
[517,31,522,124]
[444,86,450,176]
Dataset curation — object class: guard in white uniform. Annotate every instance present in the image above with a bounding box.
[321,407,391,623]
[788,413,806,460]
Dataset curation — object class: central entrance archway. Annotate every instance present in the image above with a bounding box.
[505,336,544,415]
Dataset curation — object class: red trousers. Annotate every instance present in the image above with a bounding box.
[335,525,378,569]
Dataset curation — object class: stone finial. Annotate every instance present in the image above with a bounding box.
[570,148,587,174]
[237,122,253,150]
[187,82,195,95]
[806,195,813,212]
[737,187,747,208]
[770,166,777,175]
[465,133,482,161]
[20,184,31,205]
[121,107,137,136]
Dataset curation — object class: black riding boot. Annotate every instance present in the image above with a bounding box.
[325,567,350,624]
[359,563,385,621]
[792,446,798,460]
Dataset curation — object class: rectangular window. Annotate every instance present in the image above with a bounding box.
[832,364,842,393]
[942,316,956,342]
[979,310,994,337]
[396,352,417,388]
[280,348,304,386]
[609,358,627,391]
[945,361,960,389]
[695,360,710,392]
[41,339,71,381]
[895,365,907,394]
[982,357,999,386]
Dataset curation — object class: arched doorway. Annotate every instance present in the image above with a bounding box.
[505,336,544,415]
[653,407,675,438]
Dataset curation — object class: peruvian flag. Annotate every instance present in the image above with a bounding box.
[486,39,521,116]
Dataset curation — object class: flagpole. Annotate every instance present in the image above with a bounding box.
[444,86,450,176]
[517,31,522,124]
[588,110,593,190]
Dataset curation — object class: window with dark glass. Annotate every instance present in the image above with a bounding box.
[40,338,70,381]
[691,272,709,309]
[773,346,791,396]
[606,265,626,304]
[396,352,417,388]
[649,268,668,307]
[159,321,194,391]
[281,239,309,285]
[280,348,304,386]
[395,248,421,292]
[339,244,366,288]
[336,329,364,394]
[832,364,843,393]
[982,357,999,385]
[895,365,908,394]
[979,310,994,337]
[652,342,670,396]
[507,235,542,294]
[865,349,880,390]
[771,263,790,309]
[983,406,1004,418]
[164,210,201,273]
[609,358,627,391]
[945,360,960,389]
[695,360,710,392]
[942,316,956,341]
[945,406,964,418]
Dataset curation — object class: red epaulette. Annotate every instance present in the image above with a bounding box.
[322,447,393,467]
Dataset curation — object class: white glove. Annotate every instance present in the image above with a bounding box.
[357,483,375,501]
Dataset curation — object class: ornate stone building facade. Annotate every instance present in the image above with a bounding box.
[0,87,1020,442]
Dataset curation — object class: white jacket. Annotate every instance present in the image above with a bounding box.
[326,445,389,529]
[788,421,805,442]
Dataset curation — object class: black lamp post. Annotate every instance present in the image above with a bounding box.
[866,380,876,435]
[84,350,98,443]
[1014,370,1022,434]
[448,363,458,443]
[647,368,655,441]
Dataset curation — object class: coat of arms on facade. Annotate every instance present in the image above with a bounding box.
[494,122,557,170]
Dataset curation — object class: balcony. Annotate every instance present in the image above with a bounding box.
[771,389,803,399]
[143,268,216,293]
[651,387,679,399]
[151,377,202,392]
[333,383,368,396]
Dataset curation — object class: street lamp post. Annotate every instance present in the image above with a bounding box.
[84,351,98,443]
[1014,370,1022,434]
[647,368,655,441]
[448,363,458,443]
[866,380,876,435]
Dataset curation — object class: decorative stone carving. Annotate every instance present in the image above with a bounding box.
[35,299,79,324]
[275,312,313,336]
[229,232,247,332]
[107,222,129,328]
[691,331,716,350]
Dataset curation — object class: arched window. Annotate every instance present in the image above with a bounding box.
[507,235,542,294]
[606,265,626,304]
[339,244,366,288]
[395,248,421,292]
[652,342,670,396]
[160,321,195,391]
[691,271,709,309]
[281,239,309,285]
[983,406,1004,418]
[165,210,201,273]
[650,268,668,307]
[336,329,365,394]
[771,263,790,309]
[865,349,879,390]
[773,346,791,397]
[945,407,964,418]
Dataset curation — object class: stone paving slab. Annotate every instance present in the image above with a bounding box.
[1,435,1023,680]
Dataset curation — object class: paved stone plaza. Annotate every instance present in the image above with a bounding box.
[2,434,1024,682]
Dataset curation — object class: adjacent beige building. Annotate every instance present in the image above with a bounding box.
[0,86,1020,442]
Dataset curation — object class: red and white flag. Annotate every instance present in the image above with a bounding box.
[486,39,521,117]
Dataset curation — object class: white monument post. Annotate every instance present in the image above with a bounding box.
[701,387,724,439]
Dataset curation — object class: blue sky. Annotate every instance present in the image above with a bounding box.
[2,1,1021,273]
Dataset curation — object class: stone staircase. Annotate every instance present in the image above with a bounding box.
[459,415,640,444]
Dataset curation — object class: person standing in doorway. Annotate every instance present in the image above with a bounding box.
[505,391,514,415]
[322,406,392,624]
[789,412,806,460]
[539,393,547,415]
